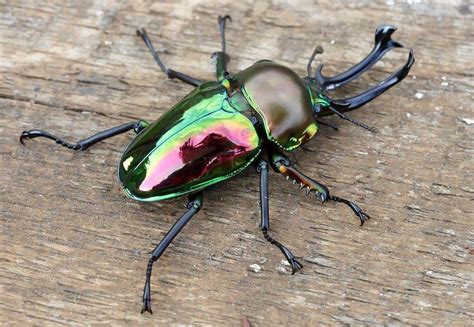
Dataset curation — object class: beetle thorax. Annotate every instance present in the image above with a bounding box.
[235,61,318,150]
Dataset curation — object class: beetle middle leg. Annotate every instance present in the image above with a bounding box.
[255,157,303,274]
[269,151,370,226]
[141,192,203,314]
[20,120,149,151]
[137,28,203,87]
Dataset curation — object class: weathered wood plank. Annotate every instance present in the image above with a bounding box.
[1,0,473,325]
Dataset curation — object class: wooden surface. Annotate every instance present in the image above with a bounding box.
[1,1,473,325]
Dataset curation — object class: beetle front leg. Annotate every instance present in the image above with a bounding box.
[142,192,203,314]
[269,152,370,226]
[256,158,303,274]
[20,120,149,151]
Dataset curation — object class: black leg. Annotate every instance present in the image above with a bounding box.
[256,158,303,274]
[142,193,203,314]
[269,150,370,226]
[137,28,203,87]
[315,25,405,91]
[20,120,149,151]
[213,15,232,81]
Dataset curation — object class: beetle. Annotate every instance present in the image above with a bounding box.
[20,16,414,314]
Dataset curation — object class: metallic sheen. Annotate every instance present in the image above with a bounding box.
[235,61,318,150]
[119,81,261,201]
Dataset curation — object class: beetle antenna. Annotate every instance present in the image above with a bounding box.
[327,107,377,132]
[307,45,324,77]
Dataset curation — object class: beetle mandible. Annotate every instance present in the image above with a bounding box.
[20,16,415,314]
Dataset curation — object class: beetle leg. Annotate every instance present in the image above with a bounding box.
[315,25,405,91]
[269,151,370,226]
[20,120,149,151]
[142,193,203,314]
[256,158,303,274]
[137,28,203,87]
[213,15,232,81]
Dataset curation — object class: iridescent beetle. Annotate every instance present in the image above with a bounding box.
[20,16,414,313]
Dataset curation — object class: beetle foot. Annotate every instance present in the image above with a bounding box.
[141,299,153,315]
[141,280,153,314]
[289,258,303,275]
[329,195,371,226]
[262,229,303,274]
[20,129,80,150]
[356,210,371,226]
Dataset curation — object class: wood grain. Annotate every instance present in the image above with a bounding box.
[1,0,473,325]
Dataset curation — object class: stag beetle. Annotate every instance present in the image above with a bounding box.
[20,16,414,313]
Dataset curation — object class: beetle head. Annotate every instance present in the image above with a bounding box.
[302,77,331,118]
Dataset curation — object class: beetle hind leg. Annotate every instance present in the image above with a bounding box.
[141,193,203,314]
[256,158,303,274]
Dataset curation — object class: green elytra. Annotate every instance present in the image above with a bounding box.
[118,80,261,202]
[19,17,414,315]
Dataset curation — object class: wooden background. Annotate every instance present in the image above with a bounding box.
[1,0,473,325]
